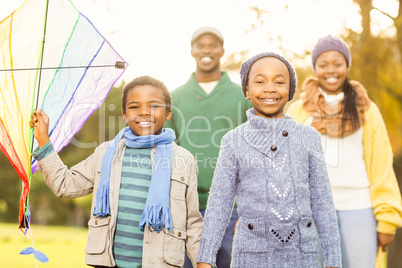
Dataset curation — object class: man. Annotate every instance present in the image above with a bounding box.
[165,26,252,267]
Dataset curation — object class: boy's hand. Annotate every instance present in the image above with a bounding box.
[196,263,212,268]
[29,109,50,148]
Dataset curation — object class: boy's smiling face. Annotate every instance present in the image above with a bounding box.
[245,57,290,119]
[123,85,172,136]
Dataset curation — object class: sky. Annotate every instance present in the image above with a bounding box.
[0,0,399,90]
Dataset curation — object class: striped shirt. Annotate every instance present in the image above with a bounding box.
[113,147,152,268]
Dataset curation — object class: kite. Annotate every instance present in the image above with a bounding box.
[0,0,127,236]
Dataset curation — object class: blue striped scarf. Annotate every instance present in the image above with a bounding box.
[93,127,175,231]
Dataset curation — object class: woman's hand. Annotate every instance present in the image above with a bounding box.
[377,232,395,252]
[196,263,212,268]
[29,109,50,148]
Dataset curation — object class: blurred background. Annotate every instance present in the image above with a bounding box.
[1,0,401,266]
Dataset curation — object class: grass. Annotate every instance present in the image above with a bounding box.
[0,223,88,268]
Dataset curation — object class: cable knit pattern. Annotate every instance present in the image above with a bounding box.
[197,109,341,267]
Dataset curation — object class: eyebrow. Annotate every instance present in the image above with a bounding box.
[253,73,287,79]
[127,100,164,105]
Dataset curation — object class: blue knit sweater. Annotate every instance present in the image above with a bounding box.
[197,109,341,268]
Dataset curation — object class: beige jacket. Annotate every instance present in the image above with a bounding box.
[37,139,203,267]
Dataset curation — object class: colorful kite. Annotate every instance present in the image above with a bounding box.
[0,0,127,234]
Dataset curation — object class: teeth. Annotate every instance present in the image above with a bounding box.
[326,77,338,84]
[201,57,212,64]
[262,99,277,102]
[139,122,151,125]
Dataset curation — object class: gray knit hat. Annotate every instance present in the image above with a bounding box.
[311,35,351,69]
[240,52,297,101]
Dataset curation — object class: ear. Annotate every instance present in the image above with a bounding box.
[245,86,250,100]
[191,47,195,59]
[165,109,172,121]
[123,113,127,122]
[220,47,225,57]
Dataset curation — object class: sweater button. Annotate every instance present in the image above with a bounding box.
[180,176,185,181]
[307,221,312,228]
[282,130,288,137]
[271,145,277,151]
[95,220,98,225]
[178,232,182,237]
[248,223,254,230]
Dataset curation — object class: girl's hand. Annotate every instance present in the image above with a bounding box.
[197,263,212,268]
[29,109,50,148]
[377,232,395,252]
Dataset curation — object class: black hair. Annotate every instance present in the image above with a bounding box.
[122,76,172,114]
[342,78,360,131]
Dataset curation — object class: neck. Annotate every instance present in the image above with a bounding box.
[194,69,222,83]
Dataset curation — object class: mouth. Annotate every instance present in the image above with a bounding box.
[325,77,339,84]
[136,121,154,127]
[200,56,212,64]
[259,98,280,104]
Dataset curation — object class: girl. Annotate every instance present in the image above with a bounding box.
[30,76,203,267]
[287,35,402,268]
[196,52,341,268]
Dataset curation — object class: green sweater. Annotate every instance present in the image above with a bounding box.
[165,72,252,210]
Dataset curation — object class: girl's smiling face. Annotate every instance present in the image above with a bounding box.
[123,85,172,136]
[314,50,348,95]
[245,57,290,119]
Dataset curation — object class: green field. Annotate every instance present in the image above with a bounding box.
[0,223,88,268]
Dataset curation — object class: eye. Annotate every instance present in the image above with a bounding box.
[150,105,162,109]
[128,105,138,109]
[254,80,264,84]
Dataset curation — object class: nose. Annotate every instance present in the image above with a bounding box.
[264,82,277,93]
[138,106,151,116]
[327,64,336,73]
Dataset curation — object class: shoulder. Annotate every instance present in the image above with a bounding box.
[364,101,382,121]
[220,122,249,148]
[296,124,322,155]
[170,76,195,96]
[287,99,304,111]
[286,99,310,123]
[173,142,196,161]
[220,72,242,90]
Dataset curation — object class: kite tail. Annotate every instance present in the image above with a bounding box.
[93,184,110,217]
[139,205,172,232]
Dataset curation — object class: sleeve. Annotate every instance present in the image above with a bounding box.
[185,155,204,266]
[32,141,54,160]
[196,133,238,266]
[306,127,342,267]
[36,142,106,198]
[363,103,402,234]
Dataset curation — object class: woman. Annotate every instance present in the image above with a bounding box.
[287,35,402,268]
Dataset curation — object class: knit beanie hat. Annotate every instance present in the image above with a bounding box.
[311,35,351,69]
[240,52,297,101]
